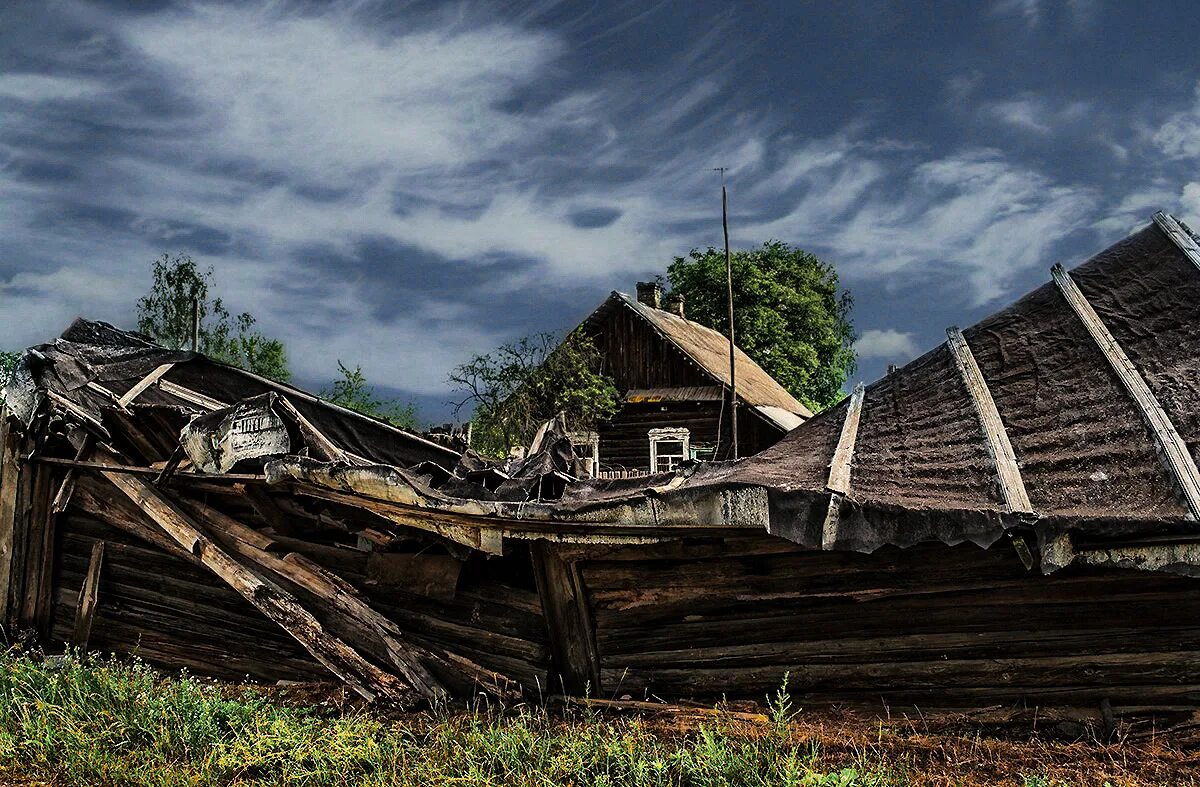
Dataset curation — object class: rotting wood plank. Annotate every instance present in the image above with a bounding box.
[821,383,864,550]
[19,464,54,637]
[97,463,417,705]
[0,407,17,620]
[1154,210,1200,272]
[1052,263,1200,520]
[117,363,176,408]
[945,327,1033,515]
[531,541,600,695]
[31,456,265,483]
[71,540,104,648]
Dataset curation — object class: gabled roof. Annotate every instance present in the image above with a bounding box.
[588,291,813,425]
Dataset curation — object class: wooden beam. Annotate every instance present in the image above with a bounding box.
[530,541,600,695]
[117,363,176,408]
[158,381,226,411]
[1052,263,1200,520]
[822,383,864,550]
[98,463,414,704]
[172,495,451,700]
[273,396,352,465]
[30,456,265,483]
[946,327,1033,515]
[71,540,105,649]
[1154,211,1200,273]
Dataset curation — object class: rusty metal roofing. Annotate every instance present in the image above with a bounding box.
[624,386,724,403]
[612,292,814,419]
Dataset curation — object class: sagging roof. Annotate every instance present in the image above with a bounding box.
[595,291,814,422]
[8,212,1200,581]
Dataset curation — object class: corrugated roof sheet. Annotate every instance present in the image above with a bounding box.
[613,292,814,419]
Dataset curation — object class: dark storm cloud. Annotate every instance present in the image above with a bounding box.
[4,0,1200,421]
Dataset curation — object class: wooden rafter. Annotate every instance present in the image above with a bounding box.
[822,383,864,550]
[945,327,1033,515]
[1154,211,1200,273]
[117,363,176,407]
[1052,263,1200,520]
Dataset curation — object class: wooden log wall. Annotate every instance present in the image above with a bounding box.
[575,536,1200,711]
[31,476,552,692]
[597,402,780,471]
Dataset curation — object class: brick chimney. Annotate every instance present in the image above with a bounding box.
[635,281,662,309]
[663,292,685,318]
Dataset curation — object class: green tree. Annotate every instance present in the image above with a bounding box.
[0,351,18,386]
[667,241,856,411]
[136,253,291,383]
[449,329,619,457]
[324,361,419,430]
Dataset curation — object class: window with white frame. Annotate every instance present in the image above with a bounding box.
[649,427,690,473]
[569,431,600,477]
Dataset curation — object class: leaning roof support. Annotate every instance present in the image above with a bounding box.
[822,382,864,550]
[946,327,1033,515]
[1153,211,1200,272]
[1052,263,1200,520]
[98,458,421,704]
[117,363,176,408]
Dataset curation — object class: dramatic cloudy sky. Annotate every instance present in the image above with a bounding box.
[3,1,1200,421]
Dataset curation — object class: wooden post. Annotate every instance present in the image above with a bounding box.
[0,407,17,622]
[19,463,54,638]
[191,297,200,352]
[721,182,739,460]
[531,541,600,695]
[71,540,105,649]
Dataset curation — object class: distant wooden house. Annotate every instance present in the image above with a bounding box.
[574,281,812,475]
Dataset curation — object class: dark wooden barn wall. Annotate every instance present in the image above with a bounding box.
[575,537,1200,710]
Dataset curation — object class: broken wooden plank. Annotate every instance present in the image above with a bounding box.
[117,363,176,408]
[1052,263,1200,520]
[71,540,105,648]
[531,541,600,695]
[20,464,55,637]
[51,436,93,515]
[946,327,1033,515]
[158,381,226,411]
[822,383,864,550]
[98,463,415,704]
[171,494,448,700]
[1154,211,1200,273]
[273,396,352,465]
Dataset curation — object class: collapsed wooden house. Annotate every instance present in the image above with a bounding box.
[4,212,1200,714]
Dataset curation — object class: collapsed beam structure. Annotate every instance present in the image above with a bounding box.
[5,213,1200,716]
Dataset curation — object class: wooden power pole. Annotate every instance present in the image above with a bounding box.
[718,173,738,460]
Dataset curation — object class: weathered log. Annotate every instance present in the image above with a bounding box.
[98,464,414,705]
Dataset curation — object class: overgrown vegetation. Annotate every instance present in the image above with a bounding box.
[0,351,17,387]
[449,330,619,457]
[136,253,292,383]
[0,652,1193,786]
[324,361,418,430]
[667,241,856,411]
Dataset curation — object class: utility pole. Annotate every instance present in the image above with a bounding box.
[714,168,738,460]
[190,297,200,352]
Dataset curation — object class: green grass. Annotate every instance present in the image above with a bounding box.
[0,652,1186,786]
[0,652,891,786]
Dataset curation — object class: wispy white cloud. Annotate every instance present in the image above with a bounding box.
[854,329,918,362]
[1154,84,1200,160]
[983,95,1091,134]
